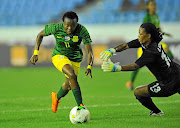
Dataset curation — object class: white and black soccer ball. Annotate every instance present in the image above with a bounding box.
[69,106,90,124]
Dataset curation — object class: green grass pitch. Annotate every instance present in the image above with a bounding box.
[0,67,179,128]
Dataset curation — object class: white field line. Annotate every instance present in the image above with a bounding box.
[0,96,135,101]
[0,100,179,113]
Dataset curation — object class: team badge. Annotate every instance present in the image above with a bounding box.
[72,36,78,42]
[65,36,70,41]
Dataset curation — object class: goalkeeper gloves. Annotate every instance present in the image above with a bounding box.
[100,48,116,61]
[101,60,121,72]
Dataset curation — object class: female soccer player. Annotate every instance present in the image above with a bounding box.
[143,0,171,36]
[126,0,174,90]
[100,23,180,116]
[30,11,93,113]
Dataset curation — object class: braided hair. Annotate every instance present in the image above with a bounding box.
[141,22,164,43]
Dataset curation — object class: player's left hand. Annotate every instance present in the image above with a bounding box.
[85,69,92,78]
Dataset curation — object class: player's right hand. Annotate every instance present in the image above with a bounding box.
[100,48,116,61]
[29,55,38,65]
[101,60,117,72]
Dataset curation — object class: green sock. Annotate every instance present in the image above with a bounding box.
[72,88,83,106]
[131,69,139,82]
[57,86,69,100]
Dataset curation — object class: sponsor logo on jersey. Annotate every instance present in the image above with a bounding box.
[72,36,78,42]
[65,36,70,41]
[58,56,64,59]
[57,36,62,38]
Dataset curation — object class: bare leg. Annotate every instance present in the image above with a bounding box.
[62,77,71,91]
[62,64,83,106]
[62,64,79,89]
[134,85,161,113]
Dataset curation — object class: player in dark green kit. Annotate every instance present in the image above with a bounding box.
[126,0,173,90]
[143,0,172,36]
[30,11,93,113]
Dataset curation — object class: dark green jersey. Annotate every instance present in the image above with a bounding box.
[143,13,160,28]
[44,23,92,62]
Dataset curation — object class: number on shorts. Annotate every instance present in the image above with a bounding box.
[150,83,161,93]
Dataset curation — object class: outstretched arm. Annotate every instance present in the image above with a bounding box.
[100,39,140,61]
[85,44,94,78]
[101,61,140,72]
[114,43,129,52]
[121,63,139,71]
[34,29,46,50]
[29,29,46,65]
[100,43,129,61]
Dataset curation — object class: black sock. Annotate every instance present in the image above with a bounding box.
[136,96,161,113]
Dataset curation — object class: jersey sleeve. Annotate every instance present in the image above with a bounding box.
[135,51,156,68]
[80,26,92,45]
[143,14,149,23]
[44,23,59,36]
[156,14,160,28]
[128,39,141,48]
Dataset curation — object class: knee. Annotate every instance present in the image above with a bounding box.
[134,88,144,101]
[134,87,144,100]
[63,82,71,90]
[134,87,140,97]
[134,85,150,99]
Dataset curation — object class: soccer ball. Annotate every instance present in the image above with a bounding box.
[69,106,90,124]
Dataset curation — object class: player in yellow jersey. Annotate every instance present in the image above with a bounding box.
[30,11,94,113]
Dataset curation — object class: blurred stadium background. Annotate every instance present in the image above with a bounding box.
[0,0,180,67]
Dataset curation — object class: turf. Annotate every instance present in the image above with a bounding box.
[0,67,179,128]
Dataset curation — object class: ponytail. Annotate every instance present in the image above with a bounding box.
[154,28,164,43]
